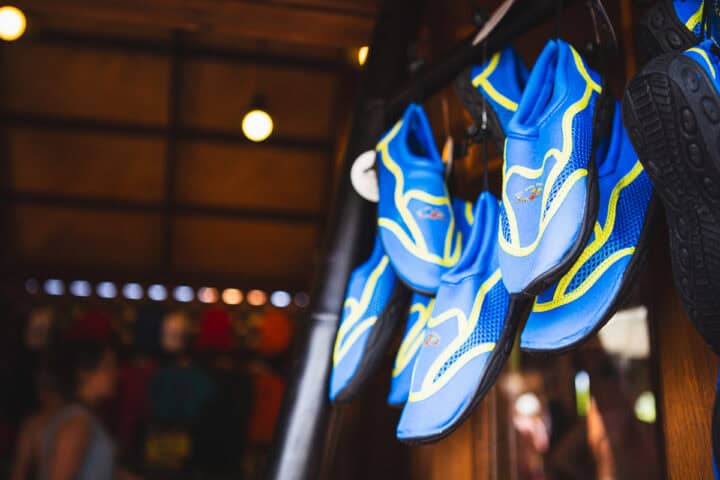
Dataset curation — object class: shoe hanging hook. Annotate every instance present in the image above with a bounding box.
[586,0,617,91]
[480,35,489,192]
[469,0,487,29]
[482,131,490,192]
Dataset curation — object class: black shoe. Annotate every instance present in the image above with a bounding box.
[622,39,720,354]
[635,0,703,65]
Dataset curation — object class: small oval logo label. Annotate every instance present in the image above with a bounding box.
[515,183,543,202]
[417,206,446,220]
[423,332,441,346]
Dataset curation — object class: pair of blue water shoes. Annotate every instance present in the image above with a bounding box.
[503,39,654,353]
[329,196,474,403]
[397,41,654,443]
[337,49,527,413]
[457,39,653,353]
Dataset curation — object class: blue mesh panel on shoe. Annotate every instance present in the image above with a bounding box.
[500,204,512,242]
[543,119,593,218]
[432,283,510,382]
[565,172,652,294]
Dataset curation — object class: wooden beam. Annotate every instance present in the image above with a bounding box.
[2,191,324,225]
[27,30,346,72]
[15,0,374,47]
[265,0,376,17]
[0,112,332,152]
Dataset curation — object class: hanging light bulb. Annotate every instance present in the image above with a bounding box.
[0,6,26,42]
[242,95,273,142]
[357,46,369,66]
[221,288,243,305]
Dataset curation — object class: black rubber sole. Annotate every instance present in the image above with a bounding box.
[522,197,660,355]
[635,0,698,66]
[332,283,411,403]
[399,294,533,445]
[622,52,720,355]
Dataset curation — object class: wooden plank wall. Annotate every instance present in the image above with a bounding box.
[650,215,717,480]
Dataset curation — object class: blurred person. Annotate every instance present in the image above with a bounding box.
[37,342,131,480]
[146,318,216,476]
[10,368,63,480]
[112,305,165,474]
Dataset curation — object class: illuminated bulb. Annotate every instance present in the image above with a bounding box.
[148,284,167,301]
[69,280,92,297]
[270,290,291,308]
[122,283,143,300]
[0,6,26,41]
[222,288,243,305]
[198,287,218,304]
[242,109,273,142]
[173,286,194,303]
[357,46,369,66]
[97,282,117,299]
[247,289,267,306]
[44,279,64,296]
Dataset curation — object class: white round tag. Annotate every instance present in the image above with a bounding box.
[350,150,379,203]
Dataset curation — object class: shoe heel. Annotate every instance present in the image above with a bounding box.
[636,0,697,65]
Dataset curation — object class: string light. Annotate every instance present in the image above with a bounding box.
[0,6,26,42]
[247,289,267,306]
[97,282,117,299]
[198,287,219,304]
[69,280,92,297]
[270,290,291,308]
[122,283,143,300]
[221,288,243,305]
[44,279,64,296]
[173,285,194,303]
[148,284,168,301]
[357,46,369,66]
[21,276,303,312]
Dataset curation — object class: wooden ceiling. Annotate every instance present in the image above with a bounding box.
[0,0,629,293]
[15,0,377,46]
[0,0,379,292]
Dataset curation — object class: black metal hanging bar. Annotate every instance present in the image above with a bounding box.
[265,1,426,479]
[386,0,579,121]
